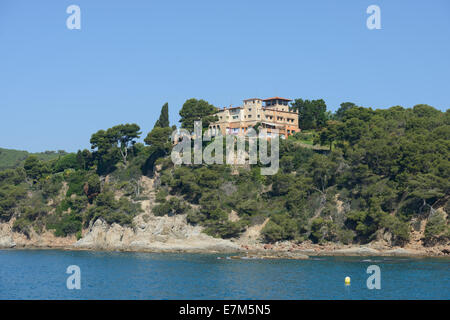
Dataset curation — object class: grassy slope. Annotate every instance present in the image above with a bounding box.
[0,147,67,170]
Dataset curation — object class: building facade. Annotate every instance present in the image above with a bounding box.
[209,97,299,138]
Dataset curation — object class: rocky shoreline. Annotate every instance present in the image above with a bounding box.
[2,239,449,260]
[2,244,449,260]
[1,213,449,259]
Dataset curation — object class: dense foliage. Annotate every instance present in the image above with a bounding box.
[155,103,450,245]
[0,99,448,247]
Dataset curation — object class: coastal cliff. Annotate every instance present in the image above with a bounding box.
[73,214,239,252]
[1,212,448,257]
[0,213,240,253]
[0,174,448,257]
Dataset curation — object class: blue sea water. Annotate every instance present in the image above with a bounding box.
[0,249,448,299]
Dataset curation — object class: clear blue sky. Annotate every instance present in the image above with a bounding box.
[1,0,449,152]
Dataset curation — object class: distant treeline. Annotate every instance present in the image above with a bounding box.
[0,148,67,171]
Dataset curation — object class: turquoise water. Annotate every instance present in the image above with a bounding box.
[0,250,448,299]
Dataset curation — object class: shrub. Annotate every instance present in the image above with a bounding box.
[0,184,27,221]
[46,212,82,237]
[66,170,88,197]
[23,156,50,181]
[186,208,204,225]
[83,191,142,226]
[336,228,355,245]
[12,217,32,238]
[345,210,381,243]
[41,175,63,199]
[309,217,336,244]
[424,212,449,244]
[56,195,88,215]
[261,221,285,243]
[152,198,189,216]
[204,220,245,239]
[155,189,168,203]
[380,214,410,245]
[53,153,80,172]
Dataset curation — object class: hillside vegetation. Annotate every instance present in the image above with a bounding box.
[0,100,449,248]
[0,148,67,171]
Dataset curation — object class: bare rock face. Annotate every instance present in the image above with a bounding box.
[333,246,381,256]
[74,214,240,253]
[0,223,16,248]
[0,222,77,248]
[73,219,134,250]
[383,248,423,256]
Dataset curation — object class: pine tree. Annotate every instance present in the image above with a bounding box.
[154,103,170,128]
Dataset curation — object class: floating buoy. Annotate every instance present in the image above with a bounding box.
[345,276,351,285]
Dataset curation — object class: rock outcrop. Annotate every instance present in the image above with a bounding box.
[74,213,240,253]
[0,223,15,248]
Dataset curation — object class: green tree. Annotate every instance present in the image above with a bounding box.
[154,102,170,128]
[144,127,173,151]
[90,124,141,168]
[317,120,342,150]
[53,153,80,172]
[143,126,173,173]
[179,98,218,131]
[407,173,448,216]
[23,156,50,181]
[76,149,93,170]
[290,98,327,130]
[424,211,449,244]
[310,217,336,243]
[110,124,141,165]
[334,102,357,120]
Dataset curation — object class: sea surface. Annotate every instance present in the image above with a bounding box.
[0,249,448,299]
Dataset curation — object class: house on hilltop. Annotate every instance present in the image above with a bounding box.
[208,97,299,139]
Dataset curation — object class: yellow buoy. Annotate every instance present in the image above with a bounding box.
[345,276,351,285]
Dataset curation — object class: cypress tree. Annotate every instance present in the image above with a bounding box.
[154,103,170,128]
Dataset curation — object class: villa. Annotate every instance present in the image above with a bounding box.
[208,97,300,139]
